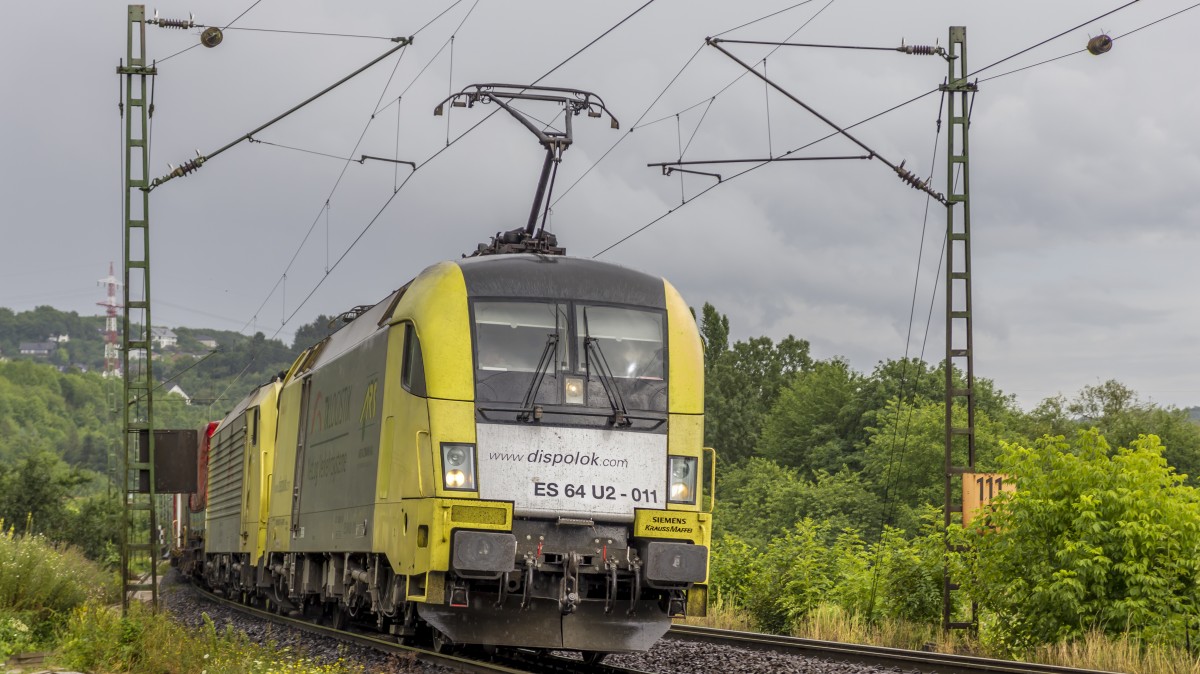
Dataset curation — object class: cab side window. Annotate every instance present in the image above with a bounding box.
[401,324,427,397]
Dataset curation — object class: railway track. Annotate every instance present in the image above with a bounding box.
[192,584,652,674]
[185,581,1119,674]
[666,624,1118,674]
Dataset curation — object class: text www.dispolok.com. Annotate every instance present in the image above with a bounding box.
[487,449,628,468]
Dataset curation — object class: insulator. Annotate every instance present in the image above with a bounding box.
[170,157,204,179]
[895,164,932,192]
[902,44,939,56]
[1087,34,1113,55]
[152,16,195,29]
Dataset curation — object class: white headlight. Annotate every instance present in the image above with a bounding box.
[668,456,698,505]
[441,443,476,491]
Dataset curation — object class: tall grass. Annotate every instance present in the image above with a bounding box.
[687,598,1200,673]
[1032,630,1200,674]
[792,603,945,652]
[59,602,373,674]
[682,591,755,631]
[0,523,384,673]
[0,521,116,658]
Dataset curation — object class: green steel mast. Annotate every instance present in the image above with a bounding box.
[941,25,977,633]
[117,4,159,612]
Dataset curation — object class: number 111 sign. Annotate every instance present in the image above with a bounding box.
[962,473,1016,526]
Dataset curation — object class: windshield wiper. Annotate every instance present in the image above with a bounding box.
[584,336,631,427]
[518,332,559,422]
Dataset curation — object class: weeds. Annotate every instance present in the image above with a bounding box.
[59,601,366,674]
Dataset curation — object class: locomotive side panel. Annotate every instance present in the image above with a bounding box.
[206,414,247,554]
[290,329,387,553]
[267,366,306,554]
[242,383,280,565]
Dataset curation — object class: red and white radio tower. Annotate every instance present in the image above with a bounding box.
[97,262,122,377]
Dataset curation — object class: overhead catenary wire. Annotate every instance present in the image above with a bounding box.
[157,0,265,64]
[211,2,659,404]
[978,0,1200,84]
[593,0,1157,257]
[150,39,411,191]
[248,0,478,324]
[222,0,265,30]
[554,0,840,208]
[866,91,949,613]
[239,2,471,337]
[272,0,662,330]
[713,0,820,38]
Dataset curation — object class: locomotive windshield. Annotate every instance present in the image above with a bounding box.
[472,300,667,416]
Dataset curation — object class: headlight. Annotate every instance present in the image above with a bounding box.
[668,456,697,505]
[441,443,476,491]
[564,376,585,405]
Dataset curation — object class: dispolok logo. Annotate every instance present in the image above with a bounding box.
[486,448,629,469]
[359,378,379,440]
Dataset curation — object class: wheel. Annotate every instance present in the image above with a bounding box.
[332,606,348,630]
[431,628,455,654]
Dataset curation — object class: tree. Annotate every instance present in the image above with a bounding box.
[291,314,340,351]
[0,451,87,536]
[701,304,811,464]
[861,397,1006,532]
[759,357,863,475]
[698,303,729,372]
[1018,380,1200,485]
[959,430,1200,650]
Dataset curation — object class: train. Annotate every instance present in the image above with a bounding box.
[177,232,713,658]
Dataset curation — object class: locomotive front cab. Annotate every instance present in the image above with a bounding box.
[416,254,711,653]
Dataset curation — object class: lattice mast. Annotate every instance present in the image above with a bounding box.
[117,4,159,612]
[941,25,977,633]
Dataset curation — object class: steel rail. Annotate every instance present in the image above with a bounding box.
[667,625,1119,674]
[189,583,650,674]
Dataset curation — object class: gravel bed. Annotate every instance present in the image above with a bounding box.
[159,570,446,674]
[164,572,916,674]
[605,636,921,674]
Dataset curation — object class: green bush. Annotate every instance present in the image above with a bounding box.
[0,610,36,661]
[709,512,949,633]
[958,430,1200,652]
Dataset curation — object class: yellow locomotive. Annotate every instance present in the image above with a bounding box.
[198,243,712,655]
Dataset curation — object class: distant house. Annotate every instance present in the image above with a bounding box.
[195,335,219,349]
[150,327,178,349]
[19,341,56,357]
[166,384,191,404]
[49,333,70,343]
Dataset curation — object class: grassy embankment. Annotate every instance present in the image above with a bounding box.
[689,595,1200,674]
[0,525,367,674]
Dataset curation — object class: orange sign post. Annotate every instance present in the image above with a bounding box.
[962,473,1015,526]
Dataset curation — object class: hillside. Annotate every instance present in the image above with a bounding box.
[0,306,342,413]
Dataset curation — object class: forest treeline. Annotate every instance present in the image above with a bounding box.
[697,302,1200,652]
[2,302,1200,652]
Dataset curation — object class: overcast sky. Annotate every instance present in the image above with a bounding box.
[2,0,1199,410]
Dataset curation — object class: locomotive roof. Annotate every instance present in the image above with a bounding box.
[291,255,668,377]
[455,254,666,309]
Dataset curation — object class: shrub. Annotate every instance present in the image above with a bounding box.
[959,431,1200,652]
